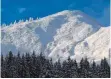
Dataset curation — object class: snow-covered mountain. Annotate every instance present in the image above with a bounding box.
[1,10,110,63]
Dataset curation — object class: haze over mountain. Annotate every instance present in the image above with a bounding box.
[1,10,110,63]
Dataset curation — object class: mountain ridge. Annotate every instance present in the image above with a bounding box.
[1,10,110,63]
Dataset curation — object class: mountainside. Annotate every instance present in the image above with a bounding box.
[73,27,110,63]
[1,10,110,62]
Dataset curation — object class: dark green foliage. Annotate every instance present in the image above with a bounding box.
[100,58,110,78]
[1,51,110,78]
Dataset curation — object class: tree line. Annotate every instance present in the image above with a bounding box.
[1,51,110,78]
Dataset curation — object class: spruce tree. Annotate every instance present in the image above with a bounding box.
[5,51,17,77]
[21,54,27,77]
[1,54,6,78]
[100,58,110,78]
[25,53,31,77]
[53,59,63,78]
[70,60,79,78]
[30,51,37,77]
[15,52,22,77]
[1,51,110,78]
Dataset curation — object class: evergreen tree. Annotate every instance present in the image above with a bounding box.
[96,65,101,77]
[5,51,17,77]
[1,54,6,78]
[70,60,79,78]
[79,58,91,78]
[53,59,63,78]
[1,51,110,78]
[25,53,32,77]
[62,57,75,78]
[90,60,97,77]
[31,51,40,77]
[100,58,110,78]
[79,58,85,77]
[21,54,27,77]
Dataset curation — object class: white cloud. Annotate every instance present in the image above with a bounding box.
[18,8,26,13]
[68,3,76,9]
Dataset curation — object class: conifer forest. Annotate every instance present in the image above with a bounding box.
[1,51,110,78]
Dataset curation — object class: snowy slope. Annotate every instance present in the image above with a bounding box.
[1,10,109,63]
[45,26,110,63]
[73,27,110,63]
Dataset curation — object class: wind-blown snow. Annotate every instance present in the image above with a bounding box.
[1,10,110,63]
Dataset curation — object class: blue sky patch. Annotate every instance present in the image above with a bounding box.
[1,0,110,26]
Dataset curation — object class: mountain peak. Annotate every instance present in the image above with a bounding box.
[1,10,102,30]
[55,10,82,15]
[1,10,109,63]
[50,10,84,18]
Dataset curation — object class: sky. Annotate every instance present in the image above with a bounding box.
[1,0,110,26]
